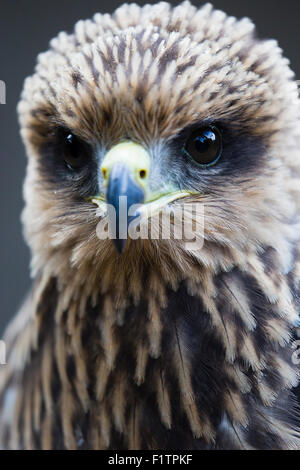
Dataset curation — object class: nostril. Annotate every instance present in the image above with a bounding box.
[102,168,107,179]
[139,169,147,179]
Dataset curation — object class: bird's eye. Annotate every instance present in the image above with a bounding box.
[63,133,89,170]
[183,126,222,167]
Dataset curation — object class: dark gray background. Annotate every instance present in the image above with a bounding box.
[0,0,299,334]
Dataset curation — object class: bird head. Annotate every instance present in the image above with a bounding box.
[18,1,300,295]
[8,3,300,449]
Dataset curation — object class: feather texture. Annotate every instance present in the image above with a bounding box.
[1,1,300,449]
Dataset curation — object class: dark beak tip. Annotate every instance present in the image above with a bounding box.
[106,163,145,256]
[112,238,127,254]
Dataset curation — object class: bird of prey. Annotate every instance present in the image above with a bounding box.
[1,1,300,450]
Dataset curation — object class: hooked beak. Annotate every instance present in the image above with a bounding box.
[91,141,192,254]
[101,141,149,253]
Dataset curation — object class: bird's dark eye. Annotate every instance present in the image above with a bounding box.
[183,126,222,167]
[63,132,89,170]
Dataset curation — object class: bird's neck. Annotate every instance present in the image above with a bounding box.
[14,246,299,449]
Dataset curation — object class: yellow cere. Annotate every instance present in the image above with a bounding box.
[101,141,150,192]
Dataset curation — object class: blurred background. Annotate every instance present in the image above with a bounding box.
[0,0,300,334]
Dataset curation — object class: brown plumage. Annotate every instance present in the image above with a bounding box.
[1,1,300,449]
